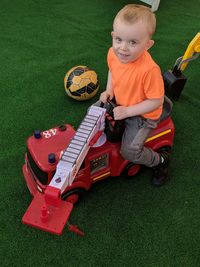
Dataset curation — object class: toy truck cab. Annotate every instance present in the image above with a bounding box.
[23,96,174,204]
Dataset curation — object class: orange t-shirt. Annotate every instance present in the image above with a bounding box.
[107,47,164,120]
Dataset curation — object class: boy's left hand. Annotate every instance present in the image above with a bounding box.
[113,106,128,120]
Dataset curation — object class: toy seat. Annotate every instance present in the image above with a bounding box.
[160,95,173,121]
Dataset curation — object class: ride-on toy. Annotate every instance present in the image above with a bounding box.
[22,33,200,236]
[22,97,174,235]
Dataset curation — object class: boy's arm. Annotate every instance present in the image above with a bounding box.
[113,97,164,120]
[100,70,114,103]
[114,66,164,120]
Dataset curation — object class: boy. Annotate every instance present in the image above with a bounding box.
[100,4,170,186]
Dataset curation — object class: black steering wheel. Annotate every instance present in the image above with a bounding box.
[100,99,125,143]
[100,99,117,118]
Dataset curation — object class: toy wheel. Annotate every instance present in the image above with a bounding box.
[61,188,86,204]
[121,162,141,179]
[157,145,172,153]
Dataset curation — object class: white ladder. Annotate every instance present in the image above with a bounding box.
[49,105,106,193]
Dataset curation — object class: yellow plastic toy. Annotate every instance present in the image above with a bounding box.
[175,32,200,71]
[163,33,200,101]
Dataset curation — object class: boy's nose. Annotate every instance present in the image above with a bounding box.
[120,42,128,51]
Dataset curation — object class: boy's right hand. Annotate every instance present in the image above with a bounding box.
[100,90,114,103]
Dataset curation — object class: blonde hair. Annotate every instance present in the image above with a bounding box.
[114,4,156,36]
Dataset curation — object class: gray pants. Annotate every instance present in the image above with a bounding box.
[120,116,160,167]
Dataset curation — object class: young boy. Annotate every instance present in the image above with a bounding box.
[100,4,170,186]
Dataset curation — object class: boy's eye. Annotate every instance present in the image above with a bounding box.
[129,40,136,46]
[115,37,121,42]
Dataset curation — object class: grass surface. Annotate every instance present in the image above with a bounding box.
[1,0,200,266]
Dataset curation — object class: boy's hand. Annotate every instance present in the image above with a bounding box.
[113,106,128,120]
[100,90,114,103]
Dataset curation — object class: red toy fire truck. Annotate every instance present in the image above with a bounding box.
[22,97,174,235]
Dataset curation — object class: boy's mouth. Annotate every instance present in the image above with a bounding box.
[117,52,131,62]
[118,52,129,58]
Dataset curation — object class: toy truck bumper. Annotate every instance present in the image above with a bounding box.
[22,188,74,235]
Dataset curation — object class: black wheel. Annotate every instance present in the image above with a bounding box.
[121,162,141,179]
[157,146,172,153]
[61,188,86,204]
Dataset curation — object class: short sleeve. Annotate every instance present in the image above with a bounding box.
[143,66,164,99]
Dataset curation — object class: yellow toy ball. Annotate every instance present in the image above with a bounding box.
[64,65,99,101]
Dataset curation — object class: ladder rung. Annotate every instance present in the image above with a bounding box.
[74,135,87,142]
[85,114,98,122]
[63,151,77,159]
[77,128,91,135]
[69,143,83,150]
[71,139,85,146]
[81,121,95,127]
[61,156,76,164]
[79,125,93,131]
[66,147,80,154]
[76,131,89,139]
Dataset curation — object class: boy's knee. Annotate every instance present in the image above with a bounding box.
[121,143,142,161]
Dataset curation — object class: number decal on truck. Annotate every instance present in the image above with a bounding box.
[43,128,57,138]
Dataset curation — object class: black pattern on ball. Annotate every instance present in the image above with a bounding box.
[64,65,99,101]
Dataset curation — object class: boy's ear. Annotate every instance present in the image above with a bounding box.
[146,39,155,50]
[111,31,114,37]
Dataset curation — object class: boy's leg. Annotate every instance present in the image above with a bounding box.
[120,116,170,186]
[151,148,170,186]
[121,116,160,167]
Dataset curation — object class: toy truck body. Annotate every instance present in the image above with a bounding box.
[23,112,174,199]
[22,98,175,235]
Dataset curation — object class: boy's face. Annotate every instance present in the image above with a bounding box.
[112,19,154,64]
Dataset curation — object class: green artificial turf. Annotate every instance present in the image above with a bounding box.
[1,0,200,266]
